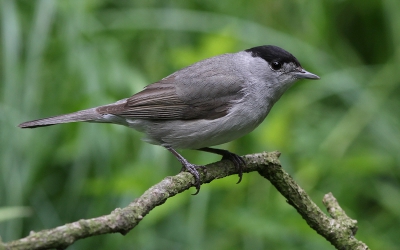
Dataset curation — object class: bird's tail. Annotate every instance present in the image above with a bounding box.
[18,107,103,128]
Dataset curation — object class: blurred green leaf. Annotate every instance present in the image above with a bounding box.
[0,207,32,223]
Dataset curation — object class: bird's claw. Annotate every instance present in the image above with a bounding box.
[180,163,205,195]
[221,152,246,184]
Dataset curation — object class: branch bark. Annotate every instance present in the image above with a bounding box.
[0,151,369,250]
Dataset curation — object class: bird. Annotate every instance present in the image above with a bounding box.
[19,45,320,194]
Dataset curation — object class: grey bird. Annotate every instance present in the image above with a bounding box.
[19,45,320,194]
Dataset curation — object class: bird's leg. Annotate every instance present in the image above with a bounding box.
[197,147,245,184]
[164,146,203,195]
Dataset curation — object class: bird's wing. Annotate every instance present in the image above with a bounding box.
[96,65,245,120]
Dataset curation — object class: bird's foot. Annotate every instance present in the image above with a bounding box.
[220,151,246,184]
[179,161,204,195]
[198,148,246,184]
[165,146,204,195]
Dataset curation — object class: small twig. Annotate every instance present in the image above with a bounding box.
[258,160,369,250]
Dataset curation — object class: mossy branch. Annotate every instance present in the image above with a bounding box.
[0,151,368,250]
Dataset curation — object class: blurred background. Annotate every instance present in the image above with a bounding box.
[1,0,400,249]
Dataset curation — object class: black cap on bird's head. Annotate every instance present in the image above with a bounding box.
[246,45,320,80]
[245,45,301,67]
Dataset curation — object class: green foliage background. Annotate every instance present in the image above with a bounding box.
[1,0,400,249]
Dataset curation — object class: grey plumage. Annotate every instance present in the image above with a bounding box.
[19,45,320,194]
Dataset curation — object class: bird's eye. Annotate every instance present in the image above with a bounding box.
[271,61,282,70]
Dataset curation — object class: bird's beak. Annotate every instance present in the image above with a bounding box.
[295,68,320,80]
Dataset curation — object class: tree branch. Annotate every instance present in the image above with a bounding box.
[0,151,369,250]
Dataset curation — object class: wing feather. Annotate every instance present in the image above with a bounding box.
[97,56,245,120]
